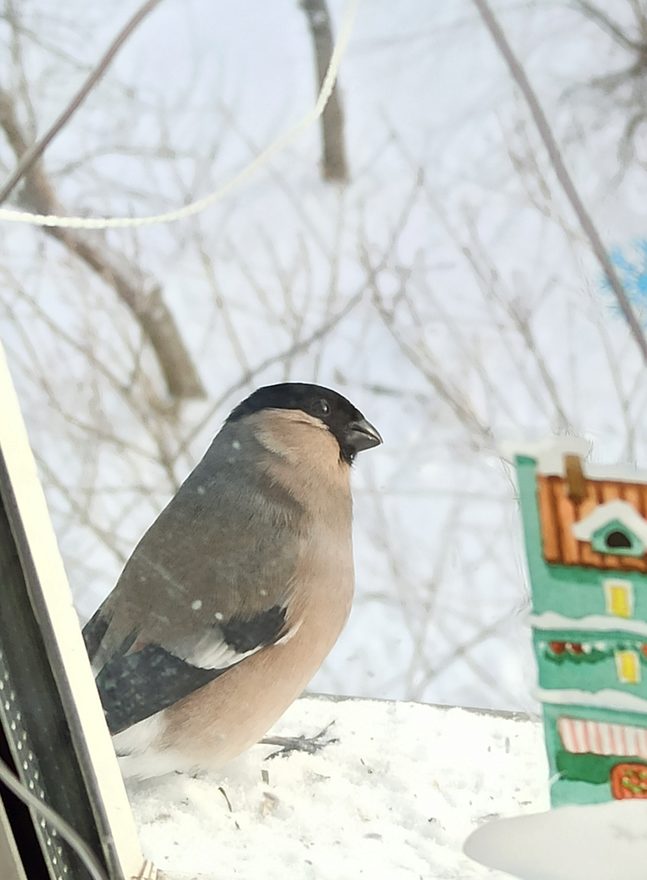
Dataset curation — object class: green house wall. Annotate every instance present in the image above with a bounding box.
[515,454,647,806]
[533,629,647,699]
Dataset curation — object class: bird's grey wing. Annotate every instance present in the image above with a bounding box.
[83,434,303,734]
[83,603,112,666]
[88,604,289,734]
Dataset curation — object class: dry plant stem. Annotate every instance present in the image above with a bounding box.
[176,166,425,457]
[572,1,644,52]
[381,120,567,432]
[567,2,647,165]
[472,0,647,365]
[178,283,366,456]
[463,219,571,429]
[369,277,493,443]
[35,456,128,566]
[412,606,516,701]
[0,0,165,204]
[217,101,335,261]
[313,191,344,378]
[594,314,637,459]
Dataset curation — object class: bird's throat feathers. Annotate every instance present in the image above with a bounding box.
[249,410,349,472]
[243,409,352,518]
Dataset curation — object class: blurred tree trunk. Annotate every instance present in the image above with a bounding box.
[300,0,349,182]
[0,88,205,402]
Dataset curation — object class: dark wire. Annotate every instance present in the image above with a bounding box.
[0,756,109,880]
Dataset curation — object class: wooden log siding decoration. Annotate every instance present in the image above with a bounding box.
[537,474,647,573]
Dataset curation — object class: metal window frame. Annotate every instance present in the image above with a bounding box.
[0,341,153,880]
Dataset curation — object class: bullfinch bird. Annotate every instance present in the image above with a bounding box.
[83,383,382,780]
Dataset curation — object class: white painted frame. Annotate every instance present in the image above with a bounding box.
[0,341,152,880]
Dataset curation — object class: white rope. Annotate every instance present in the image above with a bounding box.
[0,0,360,230]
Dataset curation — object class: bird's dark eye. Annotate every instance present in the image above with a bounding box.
[313,398,330,416]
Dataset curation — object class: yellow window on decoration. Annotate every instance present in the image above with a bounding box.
[604,579,633,618]
[616,650,641,684]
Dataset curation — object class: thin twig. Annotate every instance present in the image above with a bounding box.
[472,0,647,365]
[0,0,165,204]
[570,1,644,52]
[176,163,424,457]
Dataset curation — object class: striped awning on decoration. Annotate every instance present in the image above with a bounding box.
[558,717,647,758]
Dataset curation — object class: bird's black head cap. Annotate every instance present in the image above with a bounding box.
[227,382,382,464]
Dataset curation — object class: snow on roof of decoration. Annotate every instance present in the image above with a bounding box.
[465,800,647,880]
[571,500,647,544]
[502,437,647,483]
[583,463,647,484]
[501,436,591,475]
[535,687,647,714]
[530,612,647,638]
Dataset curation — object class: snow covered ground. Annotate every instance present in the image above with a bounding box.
[127,695,547,880]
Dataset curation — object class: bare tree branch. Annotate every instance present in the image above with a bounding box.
[0,87,205,401]
[570,1,645,52]
[473,0,647,365]
[564,1,647,165]
[300,0,349,182]
[0,0,165,204]
[368,270,494,443]
[177,158,425,457]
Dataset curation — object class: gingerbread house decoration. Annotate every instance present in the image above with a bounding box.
[571,501,647,557]
[513,438,647,805]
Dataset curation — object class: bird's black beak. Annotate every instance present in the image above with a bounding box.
[344,417,383,454]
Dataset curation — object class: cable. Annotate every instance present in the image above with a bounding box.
[0,756,109,880]
[0,0,360,230]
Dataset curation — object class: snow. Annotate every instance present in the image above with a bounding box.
[535,687,647,713]
[127,695,547,880]
[503,438,647,484]
[501,438,591,476]
[465,800,647,880]
[530,612,647,638]
[577,462,647,486]
[571,500,647,544]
